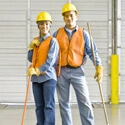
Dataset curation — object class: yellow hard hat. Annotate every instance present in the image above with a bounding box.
[36,12,52,24]
[62,3,78,15]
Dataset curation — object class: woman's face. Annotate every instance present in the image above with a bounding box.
[38,21,51,37]
[63,11,77,30]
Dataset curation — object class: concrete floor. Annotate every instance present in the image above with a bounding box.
[0,103,125,125]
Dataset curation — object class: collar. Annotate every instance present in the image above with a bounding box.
[39,33,50,42]
[64,25,78,32]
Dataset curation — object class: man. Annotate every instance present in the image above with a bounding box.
[53,3,103,125]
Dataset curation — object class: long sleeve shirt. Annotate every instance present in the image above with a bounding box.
[53,26,102,66]
[28,33,59,83]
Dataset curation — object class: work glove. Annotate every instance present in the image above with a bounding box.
[29,39,40,50]
[94,66,103,84]
[26,68,37,76]
[35,68,41,76]
[35,68,46,76]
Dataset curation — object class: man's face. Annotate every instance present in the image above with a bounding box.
[63,11,77,29]
[38,21,51,36]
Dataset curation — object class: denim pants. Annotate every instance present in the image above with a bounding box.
[56,67,95,125]
[32,79,56,125]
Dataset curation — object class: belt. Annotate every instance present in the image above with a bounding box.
[63,65,80,68]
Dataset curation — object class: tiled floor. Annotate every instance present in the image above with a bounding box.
[0,103,125,125]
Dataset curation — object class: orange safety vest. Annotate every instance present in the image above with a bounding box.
[56,27,84,67]
[31,36,52,68]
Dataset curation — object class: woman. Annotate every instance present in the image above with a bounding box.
[27,11,59,125]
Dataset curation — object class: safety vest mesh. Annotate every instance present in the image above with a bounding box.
[56,27,84,67]
[32,36,52,68]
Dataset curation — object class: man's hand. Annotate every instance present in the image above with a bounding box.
[29,39,40,50]
[94,66,103,84]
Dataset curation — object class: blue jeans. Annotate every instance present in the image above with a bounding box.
[32,79,56,125]
[57,67,94,125]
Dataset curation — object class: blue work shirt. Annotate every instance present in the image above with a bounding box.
[27,33,59,83]
[53,26,102,66]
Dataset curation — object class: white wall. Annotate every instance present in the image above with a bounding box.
[29,0,110,103]
[0,0,28,102]
[121,0,125,102]
[0,0,124,103]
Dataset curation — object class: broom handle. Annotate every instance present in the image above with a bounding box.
[87,23,109,125]
[21,76,31,125]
